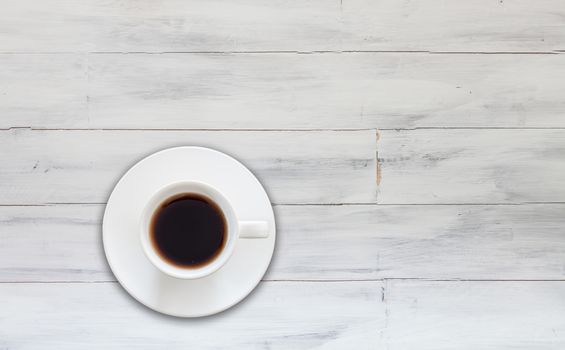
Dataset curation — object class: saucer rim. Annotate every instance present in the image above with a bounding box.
[102,146,276,317]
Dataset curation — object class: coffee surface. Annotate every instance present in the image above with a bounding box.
[150,193,226,268]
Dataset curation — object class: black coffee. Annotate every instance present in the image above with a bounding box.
[150,193,226,268]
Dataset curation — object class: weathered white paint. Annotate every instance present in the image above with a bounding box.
[0,54,87,127]
[2,53,565,129]
[0,205,108,282]
[273,204,565,280]
[0,281,384,349]
[384,280,565,349]
[2,0,564,347]
[1,281,563,349]
[0,0,563,52]
[0,129,376,204]
[378,129,565,204]
[2,204,565,282]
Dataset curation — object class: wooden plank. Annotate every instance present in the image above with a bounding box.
[378,129,565,204]
[0,0,563,52]
[273,204,565,281]
[0,281,383,349]
[0,205,109,282]
[384,281,565,349]
[0,54,87,128]
[343,0,565,53]
[3,204,564,282]
[2,281,563,348]
[2,53,565,129]
[0,129,375,204]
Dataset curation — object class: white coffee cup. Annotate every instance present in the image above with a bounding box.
[140,181,269,279]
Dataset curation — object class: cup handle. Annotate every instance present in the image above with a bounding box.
[239,221,269,238]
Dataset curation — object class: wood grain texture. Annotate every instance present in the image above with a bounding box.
[384,280,565,349]
[0,0,564,52]
[0,205,107,282]
[0,281,383,349]
[274,204,565,280]
[0,54,87,127]
[1,281,563,349]
[0,129,376,205]
[2,204,564,282]
[2,0,565,346]
[378,129,565,204]
[2,53,565,129]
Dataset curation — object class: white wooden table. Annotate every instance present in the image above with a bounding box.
[1,1,565,348]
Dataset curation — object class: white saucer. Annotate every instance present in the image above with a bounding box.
[102,147,276,317]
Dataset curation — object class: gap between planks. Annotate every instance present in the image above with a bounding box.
[5,127,565,131]
[3,279,565,284]
[0,50,563,55]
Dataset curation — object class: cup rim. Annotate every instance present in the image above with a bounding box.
[139,180,238,279]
